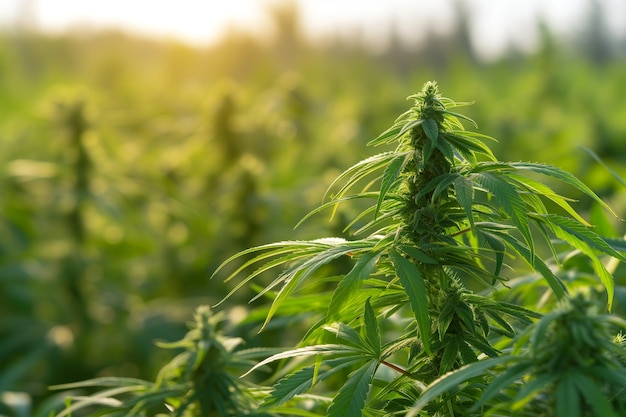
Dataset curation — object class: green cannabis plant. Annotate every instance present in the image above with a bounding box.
[51,305,277,417]
[212,81,626,416]
[51,81,626,417]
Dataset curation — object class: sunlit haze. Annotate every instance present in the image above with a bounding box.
[1,0,625,58]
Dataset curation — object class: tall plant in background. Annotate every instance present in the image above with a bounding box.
[213,81,626,416]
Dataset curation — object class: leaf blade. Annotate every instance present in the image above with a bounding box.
[327,360,378,417]
[389,249,431,355]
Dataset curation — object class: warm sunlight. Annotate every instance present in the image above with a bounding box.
[3,0,623,58]
[23,0,268,43]
[2,0,626,415]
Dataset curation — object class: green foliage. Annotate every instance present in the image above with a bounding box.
[50,306,278,417]
[207,81,626,417]
[411,293,626,416]
[3,7,626,414]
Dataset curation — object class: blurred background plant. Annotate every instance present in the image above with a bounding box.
[0,0,626,415]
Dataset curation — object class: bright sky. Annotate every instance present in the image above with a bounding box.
[1,0,624,59]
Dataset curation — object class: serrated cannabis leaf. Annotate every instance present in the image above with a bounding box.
[327,251,381,320]
[422,118,439,148]
[476,171,534,258]
[389,248,431,355]
[363,298,381,356]
[454,175,475,227]
[327,360,378,417]
[263,358,363,408]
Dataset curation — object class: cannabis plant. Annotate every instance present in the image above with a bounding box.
[50,305,277,417]
[213,81,626,416]
[51,81,626,417]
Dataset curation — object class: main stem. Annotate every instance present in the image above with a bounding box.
[396,82,471,382]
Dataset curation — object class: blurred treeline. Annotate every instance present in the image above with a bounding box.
[1,0,626,413]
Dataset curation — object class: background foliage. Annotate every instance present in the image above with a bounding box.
[1,1,626,415]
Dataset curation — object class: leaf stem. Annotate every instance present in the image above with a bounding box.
[450,227,471,237]
[381,360,412,377]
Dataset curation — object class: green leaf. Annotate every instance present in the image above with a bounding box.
[529,311,561,359]
[417,172,459,202]
[396,244,438,264]
[454,175,475,227]
[324,152,398,205]
[572,373,619,417]
[256,240,379,329]
[264,358,363,407]
[389,249,432,355]
[327,360,378,417]
[493,231,567,300]
[532,213,619,309]
[406,356,514,417]
[375,152,410,219]
[367,125,402,147]
[510,373,558,410]
[295,192,379,229]
[535,214,625,260]
[439,336,459,374]
[420,135,436,169]
[53,384,152,417]
[324,323,365,351]
[363,298,381,356]
[604,237,626,252]
[483,309,515,338]
[437,303,455,339]
[440,110,478,128]
[242,345,361,377]
[327,251,381,320]
[476,172,534,258]
[50,377,153,390]
[422,118,439,149]
[443,131,496,161]
[458,340,478,364]
[509,162,619,219]
[579,145,626,187]
[555,372,581,417]
[399,118,426,138]
[506,172,591,226]
[478,230,505,277]
[465,333,499,358]
[213,239,343,306]
[437,135,455,161]
[472,361,529,409]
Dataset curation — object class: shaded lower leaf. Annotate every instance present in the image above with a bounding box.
[454,175,474,227]
[407,355,515,417]
[555,372,581,417]
[363,298,381,356]
[327,360,378,417]
[472,361,529,410]
[572,373,619,417]
[439,336,459,374]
